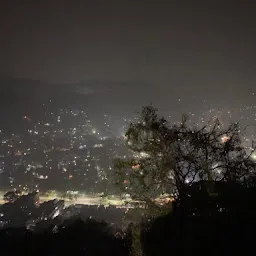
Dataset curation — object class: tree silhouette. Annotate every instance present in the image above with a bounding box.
[141,181,256,256]
[0,218,129,256]
[114,106,256,213]
[3,190,22,203]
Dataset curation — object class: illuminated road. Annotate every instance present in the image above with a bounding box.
[41,196,124,207]
[0,192,171,207]
[0,192,125,207]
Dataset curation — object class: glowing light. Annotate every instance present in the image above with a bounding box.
[221,135,230,143]
[38,175,48,180]
[52,210,60,218]
[251,152,256,161]
[93,144,103,148]
[140,152,150,158]
[132,164,141,170]
[216,169,222,174]
[23,116,31,121]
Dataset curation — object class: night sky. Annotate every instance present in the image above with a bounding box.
[1,1,256,116]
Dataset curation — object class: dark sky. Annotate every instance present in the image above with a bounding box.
[1,1,256,115]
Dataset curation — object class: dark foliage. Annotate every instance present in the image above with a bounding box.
[114,106,256,212]
[3,190,22,203]
[0,218,129,256]
[141,181,256,256]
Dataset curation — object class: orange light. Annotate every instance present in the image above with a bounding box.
[132,164,140,170]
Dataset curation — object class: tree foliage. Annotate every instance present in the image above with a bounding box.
[141,182,256,256]
[114,106,256,211]
[3,190,22,203]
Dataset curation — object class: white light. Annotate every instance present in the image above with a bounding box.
[185,178,190,184]
[52,210,60,218]
[93,144,103,148]
[251,152,256,161]
[139,152,150,158]
[221,135,230,143]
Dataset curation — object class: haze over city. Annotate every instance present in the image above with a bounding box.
[1,1,256,255]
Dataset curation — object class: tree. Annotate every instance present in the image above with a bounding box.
[141,182,256,256]
[3,190,22,203]
[114,106,256,213]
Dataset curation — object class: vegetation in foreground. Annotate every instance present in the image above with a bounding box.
[1,106,256,256]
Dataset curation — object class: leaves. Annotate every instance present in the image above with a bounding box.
[114,106,256,213]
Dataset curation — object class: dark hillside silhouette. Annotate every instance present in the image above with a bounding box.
[141,181,256,256]
[0,218,129,256]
